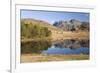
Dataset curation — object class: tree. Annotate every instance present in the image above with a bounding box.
[21,22,52,39]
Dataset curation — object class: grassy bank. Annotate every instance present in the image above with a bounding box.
[21,54,89,63]
[51,31,89,41]
[21,37,52,43]
[21,31,89,43]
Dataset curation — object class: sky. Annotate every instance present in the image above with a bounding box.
[21,9,89,24]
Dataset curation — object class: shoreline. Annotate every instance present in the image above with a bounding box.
[21,54,89,63]
[21,31,89,43]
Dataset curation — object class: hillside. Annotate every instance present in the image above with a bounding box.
[21,18,63,31]
[21,18,89,42]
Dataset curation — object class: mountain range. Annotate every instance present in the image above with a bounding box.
[53,19,89,31]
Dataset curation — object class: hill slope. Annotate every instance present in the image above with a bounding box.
[21,18,89,41]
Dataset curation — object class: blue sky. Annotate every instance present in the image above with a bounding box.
[21,9,89,24]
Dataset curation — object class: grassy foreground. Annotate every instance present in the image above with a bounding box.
[21,54,89,63]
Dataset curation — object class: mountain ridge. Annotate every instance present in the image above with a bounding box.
[21,18,89,42]
[53,19,89,31]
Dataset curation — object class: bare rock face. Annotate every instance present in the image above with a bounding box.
[53,19,89,31]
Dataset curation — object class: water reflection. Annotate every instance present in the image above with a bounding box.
[21,39,89,55]
[42,46,89,55]
[21,40,51,54]
[52,39,89,49]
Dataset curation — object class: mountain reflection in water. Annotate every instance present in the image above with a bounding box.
[21,39,89,55]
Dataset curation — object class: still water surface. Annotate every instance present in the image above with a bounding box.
[21,39,89,55]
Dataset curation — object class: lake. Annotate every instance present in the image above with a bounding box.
[21,39,89,55]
